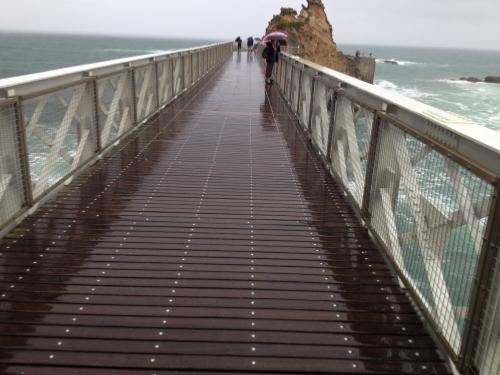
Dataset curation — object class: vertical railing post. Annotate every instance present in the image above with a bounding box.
[180,54,185,91]
[190,52,194,84]
[296,67,303,115]
[287,63,295,105]
[275,59,281,90]
[307,74,319,134]
[198,50,201,79]
[325,89,339,163]
[128,65,139,126]
[153,59,160,109]
[13,98,34,207]
[89,77,102,153]
[360,111,383,219]
[459,183,500,373]
[280,59,286,93]
[202,49,205,76]
[170,58,175,99]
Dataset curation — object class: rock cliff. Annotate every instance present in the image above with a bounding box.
[265,0,375,83]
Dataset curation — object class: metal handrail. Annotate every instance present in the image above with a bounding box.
[0,41,233,238]
[275,52,500,374]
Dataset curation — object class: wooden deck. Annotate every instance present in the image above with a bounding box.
[0,52,451,374]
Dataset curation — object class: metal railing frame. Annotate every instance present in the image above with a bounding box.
[0,41,233,239]
[275,52,500,374]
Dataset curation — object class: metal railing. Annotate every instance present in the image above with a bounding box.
[275,52,500,374]
[0,41,233,237]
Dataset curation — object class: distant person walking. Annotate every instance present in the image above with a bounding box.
[247,36,254,51]
[262,40,280,84]
[235,36,242,52]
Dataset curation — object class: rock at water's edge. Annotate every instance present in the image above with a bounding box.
[484,76,500,84]
[459,76,483,83]
[383,60,398,65]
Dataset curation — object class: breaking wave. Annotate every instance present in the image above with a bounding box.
[375,79,398,89]
[98,48,167,54]
[436,78,487,85]
[376,58,425,66]
[375,80,437,100]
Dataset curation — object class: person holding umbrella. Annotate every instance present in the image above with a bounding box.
[262,38,281,84]
[235,36,242,52]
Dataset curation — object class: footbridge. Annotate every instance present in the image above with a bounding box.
[0,42,500,374]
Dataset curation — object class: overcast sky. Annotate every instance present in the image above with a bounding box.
[0,0,499,50]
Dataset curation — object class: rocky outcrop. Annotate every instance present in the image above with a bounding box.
[485,76,500,84]
[458,76,500,84]
[459,76,483,83]
[265,0,375,83]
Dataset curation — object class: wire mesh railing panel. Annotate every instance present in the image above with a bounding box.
[96,71,134,148]
[297,69,313,131]
[134,64,157,123]
[22,82,98,199]
[330,96,374,207]
[368,119,495,355]
[0,103,26,229]
[309,79,334,156]
[274,53,500,370]
[157,59,174,106]
[0,41,232,235]
[474,233,500,375]
[183,55,192,89]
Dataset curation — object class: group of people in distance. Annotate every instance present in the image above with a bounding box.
[235,36,280,85]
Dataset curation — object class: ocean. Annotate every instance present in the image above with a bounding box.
[1,33,498,134]
[0,32,220,79]
[340,44,500,133]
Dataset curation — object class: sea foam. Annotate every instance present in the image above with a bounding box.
[376,58,424,66]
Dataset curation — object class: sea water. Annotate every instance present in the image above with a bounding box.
[340,44,500,133]
[0,32,220,78]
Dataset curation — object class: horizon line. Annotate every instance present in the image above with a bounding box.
[1,29,499,52]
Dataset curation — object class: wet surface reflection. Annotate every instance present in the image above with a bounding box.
[0,53,450,374]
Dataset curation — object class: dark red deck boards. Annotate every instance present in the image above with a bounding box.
[0,53,451,374]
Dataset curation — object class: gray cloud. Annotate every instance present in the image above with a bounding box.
[0,0,498,50]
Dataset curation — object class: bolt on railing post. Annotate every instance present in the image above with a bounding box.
[13,98,34,207]
[458,182,500,373]
[360,111,383,219]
